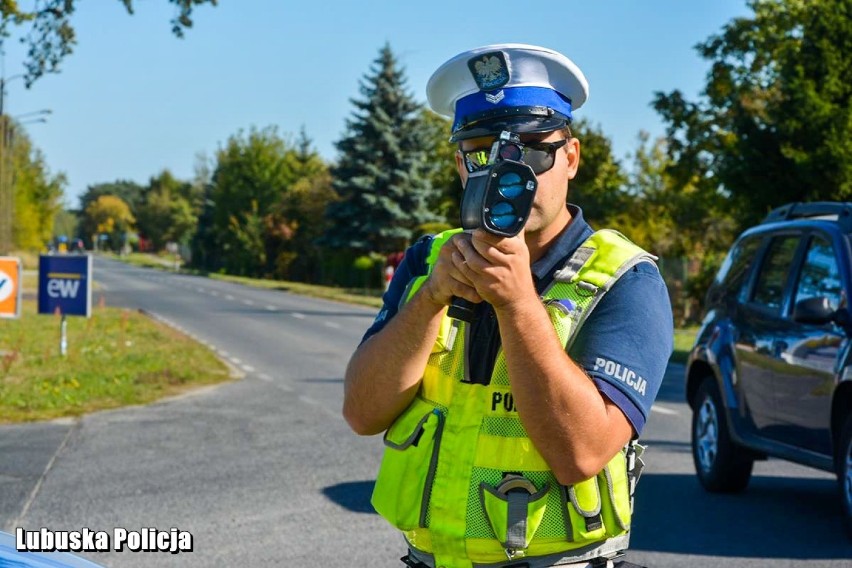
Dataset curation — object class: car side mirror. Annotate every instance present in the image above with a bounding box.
[793,296,836,324]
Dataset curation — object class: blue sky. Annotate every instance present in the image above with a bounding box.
[1,1,752,207]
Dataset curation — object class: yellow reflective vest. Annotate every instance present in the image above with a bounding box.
[371,228,657,568]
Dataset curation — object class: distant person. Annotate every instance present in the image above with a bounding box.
[343,44,673,568]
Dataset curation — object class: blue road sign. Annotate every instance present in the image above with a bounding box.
[38,255,92,317]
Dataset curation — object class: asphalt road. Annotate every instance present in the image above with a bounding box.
[1,257,850,567]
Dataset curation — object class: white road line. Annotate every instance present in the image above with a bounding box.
[292,313,306,319]
[210,291,220,297]
[230,357,242,365]
[225,294,235,300]
[651,405,678,416]
[265,305,277,311]
[241,364,256,373]
[323,321,341,329]
[242,299,254,306]
[258,374,272,382]
[196,287,205,293]
[298,395,338,418]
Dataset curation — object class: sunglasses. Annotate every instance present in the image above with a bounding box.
[462,138,568,175]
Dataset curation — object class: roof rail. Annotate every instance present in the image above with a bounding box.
[762,202,852,231]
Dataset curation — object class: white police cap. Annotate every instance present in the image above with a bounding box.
[426,43,589,141]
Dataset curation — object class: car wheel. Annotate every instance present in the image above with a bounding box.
[691,377,753,492]
[838,414,852,540]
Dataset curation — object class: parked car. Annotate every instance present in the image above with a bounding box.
[685,202,852,539]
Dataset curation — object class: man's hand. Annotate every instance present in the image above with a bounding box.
[452,228,536,310]
[422,233,483,307]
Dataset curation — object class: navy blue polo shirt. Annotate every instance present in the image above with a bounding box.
[361,206,674,434]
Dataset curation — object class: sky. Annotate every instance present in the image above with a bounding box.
[1,0,753,208]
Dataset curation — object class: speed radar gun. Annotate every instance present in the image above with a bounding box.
[447,130,538,322]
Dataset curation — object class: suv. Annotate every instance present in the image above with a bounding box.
[685,202,852,539]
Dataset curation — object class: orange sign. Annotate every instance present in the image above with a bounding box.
[0,256,22,318]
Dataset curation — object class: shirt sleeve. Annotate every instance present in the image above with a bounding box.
[359,236,432,345]
[568,262,674,435]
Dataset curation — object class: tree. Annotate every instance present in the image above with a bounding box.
[653,0,852,230]
[136,170,197,250]
[612,132,737,325]
[53,209,79,242]
[82,194,135,252]
[78,180,145,216]
[323,43,439,254]
[6,120,66,251]
[211,126,295,275]
[208,126,333,277]
[419,108,462,228]
[267,129,337,281]
[569,118,630,227]
[0,0,218,86]
[617,132,734,259]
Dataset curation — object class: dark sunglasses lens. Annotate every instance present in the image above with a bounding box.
[465,150,489,172]
[524,148,554,175]
[488,201,519,230]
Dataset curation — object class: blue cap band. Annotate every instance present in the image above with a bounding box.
[452,86,574,132]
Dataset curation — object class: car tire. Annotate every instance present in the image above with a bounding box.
[691,377,753,492]
[838,414,852,540]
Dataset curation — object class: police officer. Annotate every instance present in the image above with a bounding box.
[343,44,674,568]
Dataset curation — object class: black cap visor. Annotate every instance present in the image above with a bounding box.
[450,106,570,142]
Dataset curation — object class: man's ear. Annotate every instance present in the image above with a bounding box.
[455,150,469,185]
[565,138,581,180]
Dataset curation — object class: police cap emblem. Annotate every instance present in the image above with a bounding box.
[467,51,510,91]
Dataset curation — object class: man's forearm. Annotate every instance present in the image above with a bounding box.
[343,289,446,435]
[495,297,633,484]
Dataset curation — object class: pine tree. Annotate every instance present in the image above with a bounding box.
[324,43,439,253]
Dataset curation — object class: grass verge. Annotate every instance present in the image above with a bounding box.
[671,327,698,364]
[0,300,232,423]
[208,273,384,309]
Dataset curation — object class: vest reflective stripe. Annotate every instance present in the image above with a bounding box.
[371,228,656,568]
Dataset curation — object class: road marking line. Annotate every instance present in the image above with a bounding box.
[258,374,272,382]
[292,313,306,319]
[210,291,220,297]
[230,357,242,365]
[651,405,678,415]
[265,305,277,311]
[298,395,338,418]
[242,299,254,306]
[225,294,235,300]
[9,420,80,532]
[241,364,256,373]
[324,321,341,329]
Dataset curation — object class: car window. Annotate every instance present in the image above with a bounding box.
[750,235,801,313]
[716,235,763,295]
[793,235,842,311]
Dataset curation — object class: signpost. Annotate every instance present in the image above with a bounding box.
[0,256,21,319]
[38,255,92,356]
